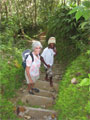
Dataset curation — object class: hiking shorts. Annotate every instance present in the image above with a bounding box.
[25,71,39,84]
[46,67,53,78]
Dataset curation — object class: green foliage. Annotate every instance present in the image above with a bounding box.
[78,74,90,87]
[85,101,90,114]
[56,49,90,120]
[47,5,90,64]
[0,46,24,119]
[0,95,22,120]
[69,1,90,21]
[47,6,81,63]
[0,46,24,97]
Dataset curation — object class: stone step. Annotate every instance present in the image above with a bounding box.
[40,74,62,78]
[40,72,63,75]
[35,80,59,92]
[39,78,62,83]
[19,106,57,120]
[21,94,54,108]
[39,75,62,83]
[35,89,56,98]
[18,88,57,98]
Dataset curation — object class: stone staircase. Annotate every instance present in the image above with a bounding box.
[12,63,64,120]
[12,33,65,120]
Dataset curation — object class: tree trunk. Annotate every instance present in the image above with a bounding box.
[0,2,2,20]
[4,2,8,20]
[34,0,37,27]
[64,0,66,5]
[77,0,81,6]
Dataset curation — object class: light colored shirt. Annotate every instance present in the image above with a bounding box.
[26,53,41,77]
[41,47,55,68]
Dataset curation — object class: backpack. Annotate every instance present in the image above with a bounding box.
[22,49,34,69]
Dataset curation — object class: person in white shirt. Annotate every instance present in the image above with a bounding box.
[25,41,42,95]
[41,37,57,87]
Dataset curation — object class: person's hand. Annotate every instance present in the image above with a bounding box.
[53,47,56,52]
[47,64,50,68]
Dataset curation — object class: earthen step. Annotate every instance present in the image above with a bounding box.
[35,80,59,92]
[17,88,57,98]
[39,75,62,83]
[19,106,57,120]
[21,94,54,108]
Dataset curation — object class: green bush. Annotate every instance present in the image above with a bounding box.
[56,49,90,120]
[0,46,24,120]
[46,6,89,64]
[0,46,24,98]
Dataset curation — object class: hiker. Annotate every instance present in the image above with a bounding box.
[25,41,42,95]
[40,37,57,87]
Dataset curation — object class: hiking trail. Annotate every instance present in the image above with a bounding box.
[11,33,65,120]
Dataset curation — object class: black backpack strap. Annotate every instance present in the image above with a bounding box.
[30,52,34,62]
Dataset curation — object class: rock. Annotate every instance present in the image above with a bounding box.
[71,78,77,84]
[24,115,31,119]
[8,61,11,64]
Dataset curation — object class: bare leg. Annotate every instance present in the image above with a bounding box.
[50,77,53,87]
[31,83,35,89]
[45,73,49,81]
[27,83,32,91]
[28,83,35,95]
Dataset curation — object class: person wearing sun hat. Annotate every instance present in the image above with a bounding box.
[41,37,57,87]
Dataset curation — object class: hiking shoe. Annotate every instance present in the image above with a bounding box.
[29,90,34,95]
[32,88,40,93]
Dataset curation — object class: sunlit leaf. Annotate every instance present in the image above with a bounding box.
[68,7,78,14]
[75,11,83,21]
[79,78,90,86]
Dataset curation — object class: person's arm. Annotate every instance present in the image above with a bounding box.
[40,56,50,68]
[26,66,33,83]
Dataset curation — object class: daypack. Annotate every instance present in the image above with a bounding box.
[22,49,34,69]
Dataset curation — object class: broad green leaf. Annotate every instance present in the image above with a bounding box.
[83,10,90,20]
[88,74,90,78]
[86,50,90,55]
[75,11,83,21]
[79,78,90,86]
[68,7,78,14]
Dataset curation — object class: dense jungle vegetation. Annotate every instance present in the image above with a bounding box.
[0,0,90,119]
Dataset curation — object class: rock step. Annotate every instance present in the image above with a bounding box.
[40,72,63,75]
[35,89,57,98]
[39,75,62,83]
[35,80,59,92]
[18,88,57,98]
[21,94,54,108]
[19,106,57,120]
[39,78,62,83]
[40,74,63,78]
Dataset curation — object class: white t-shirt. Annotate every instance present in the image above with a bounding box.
[26,53,41,77]
[41,47,55,68]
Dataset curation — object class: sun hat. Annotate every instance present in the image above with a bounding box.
[48,37,56,45]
